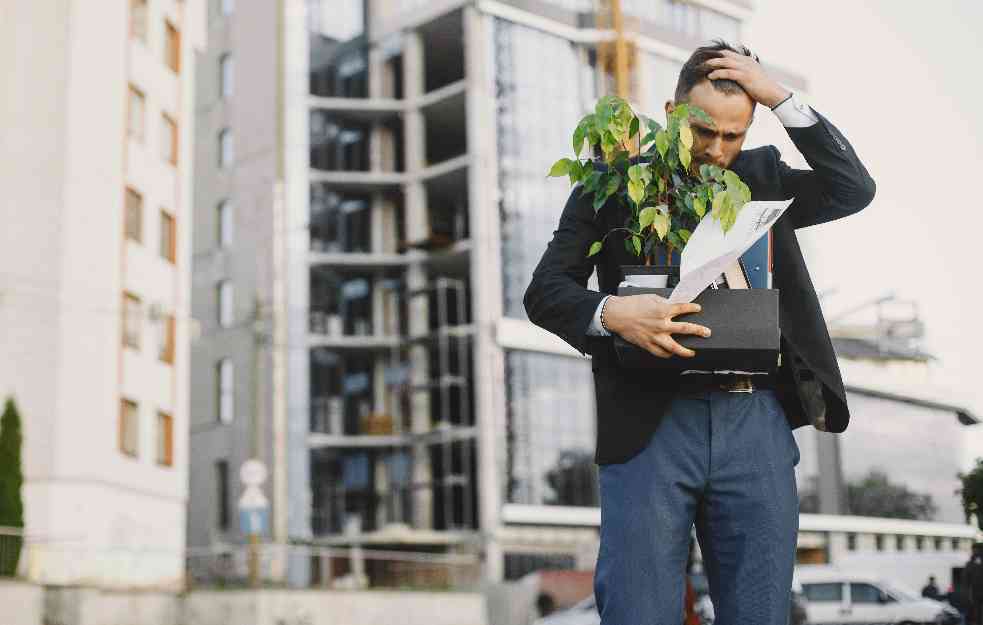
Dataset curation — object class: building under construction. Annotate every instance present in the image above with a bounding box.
[189,0,809,585]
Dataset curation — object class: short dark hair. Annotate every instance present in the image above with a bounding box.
[674,38,759,112]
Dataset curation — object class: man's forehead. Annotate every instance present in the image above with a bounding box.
[690,116,749,135]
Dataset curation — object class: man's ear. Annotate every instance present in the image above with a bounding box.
[664,100,674,116]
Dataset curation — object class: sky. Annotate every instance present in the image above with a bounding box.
[744,1,983,406]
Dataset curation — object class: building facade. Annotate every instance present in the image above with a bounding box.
[190,0,884,587]
[0,0,205,588]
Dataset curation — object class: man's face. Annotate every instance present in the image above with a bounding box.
[665,79,754,171]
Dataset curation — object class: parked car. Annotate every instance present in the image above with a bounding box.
[695,577,808,625]
[796,567,962,624]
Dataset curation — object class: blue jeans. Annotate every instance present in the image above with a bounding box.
[594,388,800,625]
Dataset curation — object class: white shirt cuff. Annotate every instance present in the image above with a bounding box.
[587,295,612,336]
[771,91,818,128]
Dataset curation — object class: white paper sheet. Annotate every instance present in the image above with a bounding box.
[667,198,794,304]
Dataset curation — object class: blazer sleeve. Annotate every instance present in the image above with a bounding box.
[776,108,877,229]
[523,185,608,358]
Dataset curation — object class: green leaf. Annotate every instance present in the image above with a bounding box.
[679,144,691,171]
[679,124,693,150]
[690,105,714,127]
[629,116,640,141]
[605,174,621,198]
[667,231,684,249]
[670,103,690,123]
[646,117,663,134]
[693,195,707,218]
[638,205,656,230]
[573,123,588,158]
[723,169,742,189]
[699,164,712,181]
[593,188,609,212]
[631,235,642,256]
[587,240,603,257]
[657,176,667,194]
[627,164,643,182]
[567,160,585,185]
[655,130,669,158]
[582,170,602,194]
[628,179,645,205]
[652,208,670,240]
[678,229,692,243]
[548,158,572,178]
[711,189,728,219]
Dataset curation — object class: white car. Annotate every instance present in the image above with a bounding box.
[796,567,961,624]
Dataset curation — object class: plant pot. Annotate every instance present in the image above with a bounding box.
[612,283,781,372]
[618,264,681,289]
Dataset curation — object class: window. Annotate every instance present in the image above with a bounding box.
[216,460,230,530]
[219,53,234,98]
[161,114,178,164]
[953,537,961,550]
[159,314,175,364]
[119,398,139,457]
[127,85,145,142]
[156,411,173,466]
[802,583,843,603]
[850,583,883,605]
[915,535,925,551]
[221,0,234,16]
[160,210,176,263]
[165,21,181,73]
[217,280,233,327]
[217,358,234,423]
[874,534,884,551]
[218,129,233,167]
[125,187,143,242]
[934,536,944,551]
[217,200,233,247]
[846,532,857,551]
[123,292,142,349]
[130,0,148,42]
[895,534,905,551]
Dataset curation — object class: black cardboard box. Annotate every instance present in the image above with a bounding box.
[612,286,781,371]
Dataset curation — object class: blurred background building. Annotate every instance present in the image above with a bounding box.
[186,0,831,587]
[0,0,205,588]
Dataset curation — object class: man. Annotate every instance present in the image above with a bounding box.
[923,575,942,601]
[523,41,875,625]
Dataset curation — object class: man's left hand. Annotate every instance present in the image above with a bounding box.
[703,50,790,109]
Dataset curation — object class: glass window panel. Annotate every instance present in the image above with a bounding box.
[119,398,139,457]
[127,85,145,141]
[850,583,882,604]
[493,18,598,319]
[165,21,181,73]
[504,350,597,506]
[217,280,234,327]
[803,583,843,603]
[220,53,234,98]
[161,114,178,164]
[156,411,173,466]
[130,0,147,42]
[123,292,142,349]
[217,358,234,423]
[218,129,233,167]
[217,199,233,247]
[160,210,176,262]
[125,187,143,242]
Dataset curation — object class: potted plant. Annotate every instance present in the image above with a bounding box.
[547,95,752,282]
[548,96,780,371]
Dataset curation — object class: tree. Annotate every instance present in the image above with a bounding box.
[544,449,599,507]
[847,468,937,520]
[957,457,983,531]
[0,397,24,576]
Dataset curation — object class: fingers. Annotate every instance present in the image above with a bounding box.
[665,321,711,338]
[654,334,696,358]
[707,68,741,81]
[669,302,702,318]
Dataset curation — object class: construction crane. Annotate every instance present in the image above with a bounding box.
[595,0,634,99]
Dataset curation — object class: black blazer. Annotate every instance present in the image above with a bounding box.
[523,109,876,465]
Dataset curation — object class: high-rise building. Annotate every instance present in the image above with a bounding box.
[188,0,808,585]
[0,0,205,588]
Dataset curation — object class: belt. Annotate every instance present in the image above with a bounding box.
[675,372,777,394]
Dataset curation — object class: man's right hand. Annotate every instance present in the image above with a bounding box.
[603,294,711,359]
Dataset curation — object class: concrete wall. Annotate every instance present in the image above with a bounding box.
[184,589,487,625]
[0,581,43,625]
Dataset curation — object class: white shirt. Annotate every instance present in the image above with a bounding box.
[585,92,819,373]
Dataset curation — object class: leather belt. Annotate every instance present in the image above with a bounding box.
[675,372,777,394]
